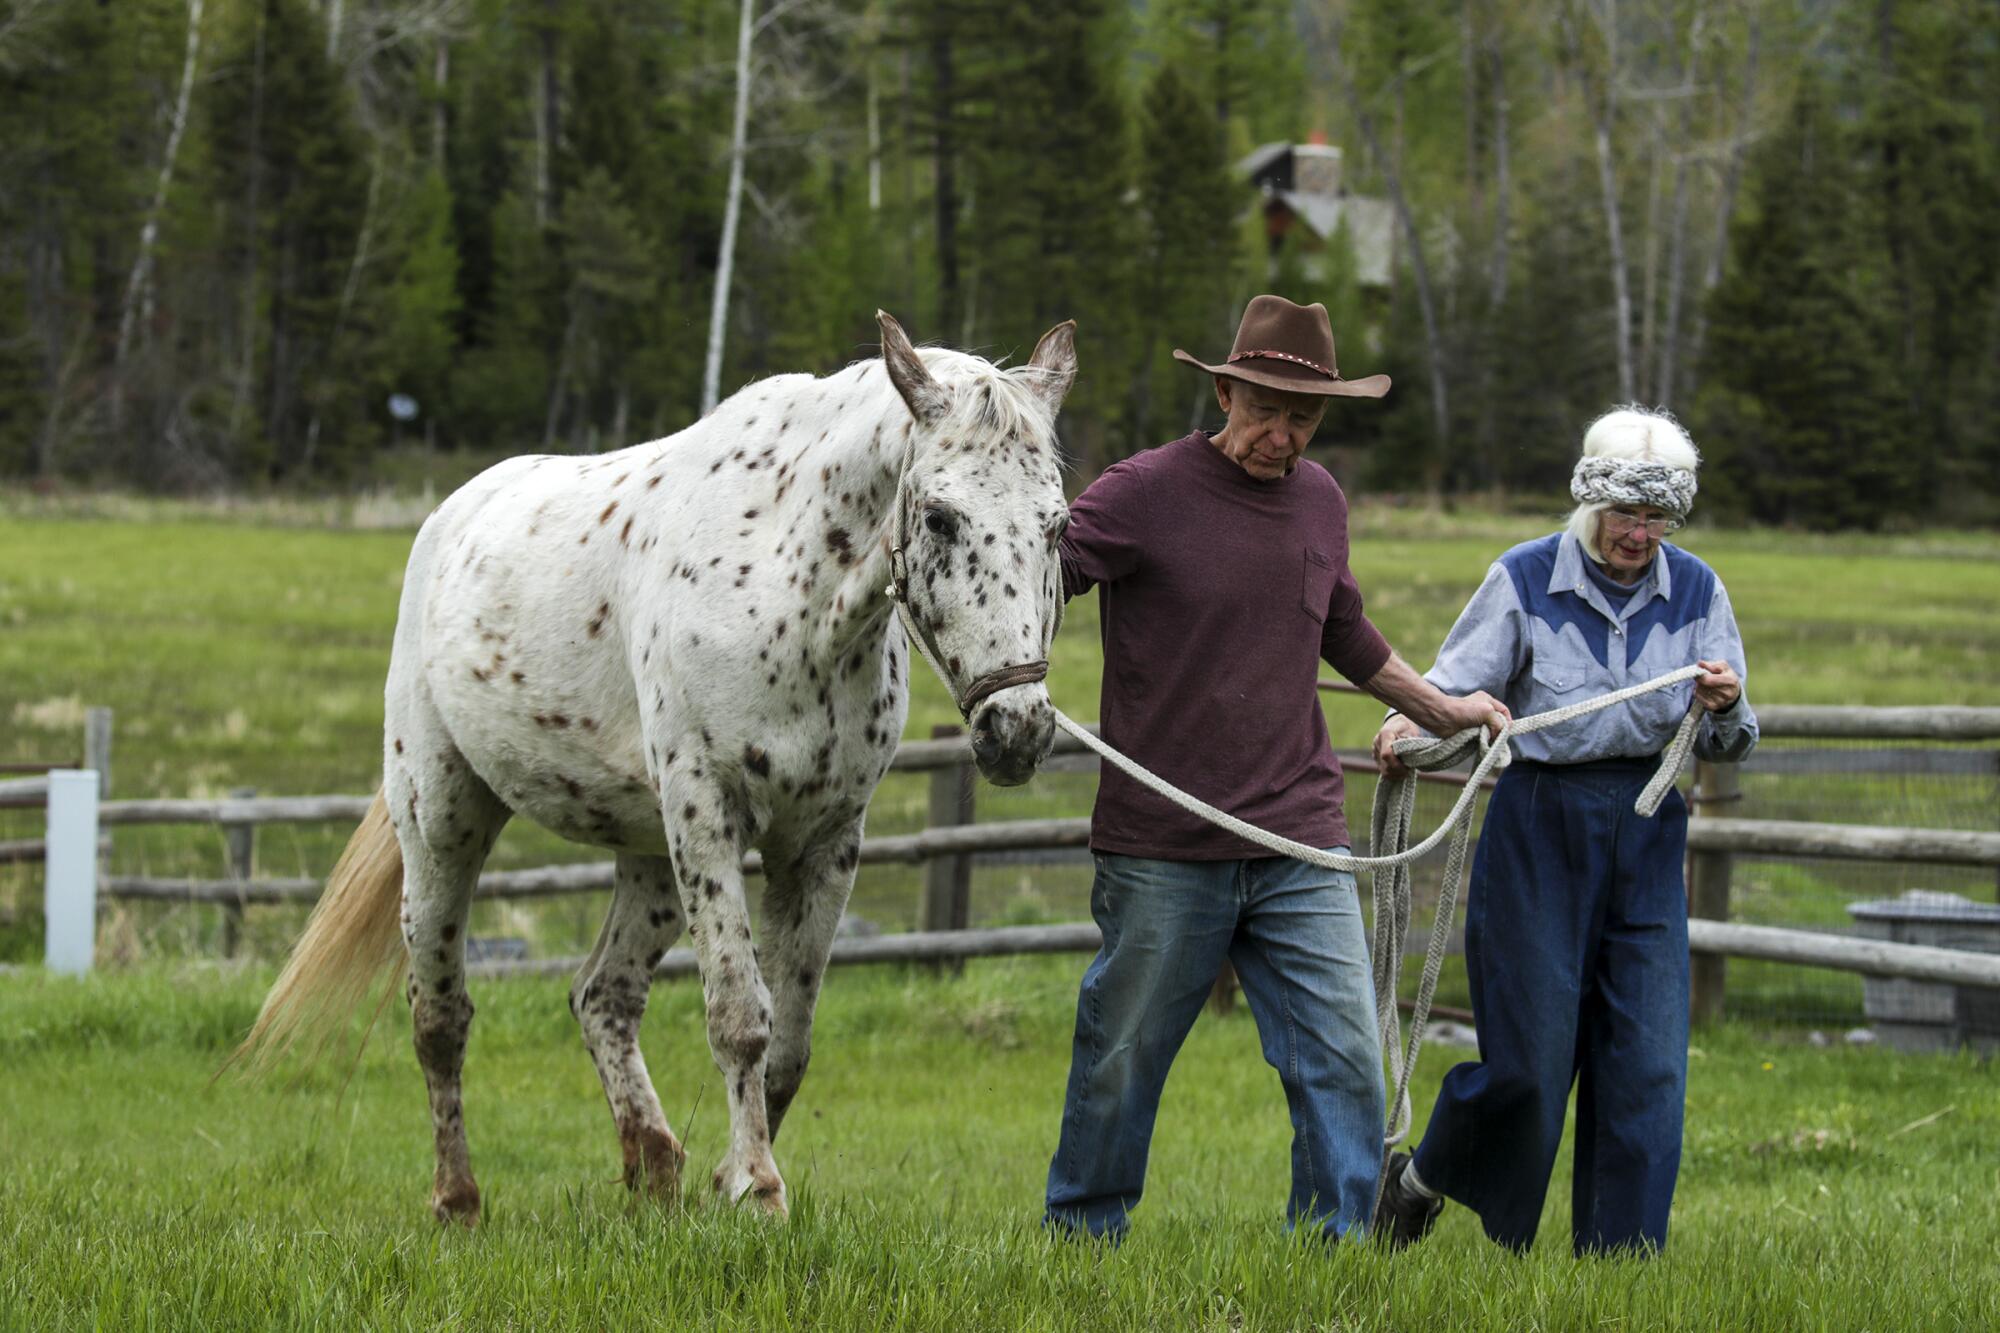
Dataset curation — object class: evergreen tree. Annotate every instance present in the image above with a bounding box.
[1128,61,1237,455]
[379,169,462,440]
[1145,0,1305,151]
[206,0,373,477]
[1696,77,1919,530]
[1854,0,2000,513]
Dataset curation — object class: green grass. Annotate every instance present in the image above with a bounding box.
[4,501,1999,1325]
[0,961,1994,1330]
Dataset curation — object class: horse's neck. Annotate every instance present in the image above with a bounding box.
[777,373,913,659]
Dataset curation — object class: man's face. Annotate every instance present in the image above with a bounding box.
[1214,380,1327,480]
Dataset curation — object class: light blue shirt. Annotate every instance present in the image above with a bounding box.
[1414,532,1758,764]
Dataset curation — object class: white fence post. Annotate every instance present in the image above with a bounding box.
[45,770,100,975]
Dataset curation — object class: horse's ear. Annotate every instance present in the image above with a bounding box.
[1025,320,1078,412]
[877,310,949,426]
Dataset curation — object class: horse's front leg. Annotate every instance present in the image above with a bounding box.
[667,788,785,1216]
[758,821,864,1139]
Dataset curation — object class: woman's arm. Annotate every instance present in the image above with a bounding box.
[1693,580,1758,762]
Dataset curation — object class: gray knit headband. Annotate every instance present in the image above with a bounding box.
[1570,456,1697,518]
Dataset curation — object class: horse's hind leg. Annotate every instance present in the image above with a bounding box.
[386,724,510,1227]
[571,852,688,1201]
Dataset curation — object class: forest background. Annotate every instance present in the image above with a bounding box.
[1,0,1993,530]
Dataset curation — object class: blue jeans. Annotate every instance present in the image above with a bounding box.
[1412,758,1690,1255]
[1044,849,1385,1240]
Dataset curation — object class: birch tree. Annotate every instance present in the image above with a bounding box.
[114,0,205,395]
[702,0,757,416]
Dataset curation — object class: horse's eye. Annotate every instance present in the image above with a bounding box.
[923,506,958,539]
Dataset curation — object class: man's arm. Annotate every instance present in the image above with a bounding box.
[1057,459,1147,602]
[1370,562,1525,774]
[1364,651,1510,738]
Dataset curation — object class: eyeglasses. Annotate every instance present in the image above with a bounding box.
[1601,509,1681,538]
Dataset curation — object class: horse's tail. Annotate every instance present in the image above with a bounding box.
[226,790,406,1076]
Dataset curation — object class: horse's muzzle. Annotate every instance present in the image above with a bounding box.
[969,691,1056,787]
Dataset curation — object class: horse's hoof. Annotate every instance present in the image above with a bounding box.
[620,1124,687,1203]
[712,1161,788,1219]
[431,1178,482,1228]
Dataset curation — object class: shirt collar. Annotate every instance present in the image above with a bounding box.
[1552,531,1671,616]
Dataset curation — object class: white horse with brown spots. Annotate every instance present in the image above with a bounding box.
[236,313,1075,1224]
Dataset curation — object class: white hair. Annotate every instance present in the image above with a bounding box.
[1566,406,1701,563]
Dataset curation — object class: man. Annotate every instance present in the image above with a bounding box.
[1044,295,1508,1242]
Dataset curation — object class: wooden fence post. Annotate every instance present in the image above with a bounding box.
[1688,758,1739,1024]
[222,786,256,958]
[84,708,113,799]
[923,723,975,971]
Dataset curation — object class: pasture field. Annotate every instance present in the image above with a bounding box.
[3,499,1999,978]
[2,960,1996,1331]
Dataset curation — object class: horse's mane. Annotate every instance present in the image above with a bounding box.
[910,347,1062,447]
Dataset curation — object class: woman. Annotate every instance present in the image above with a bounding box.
[1371,407,1757,1256]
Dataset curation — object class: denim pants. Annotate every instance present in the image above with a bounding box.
[1044,849,1385,1240]
[1412,758,1691,1255]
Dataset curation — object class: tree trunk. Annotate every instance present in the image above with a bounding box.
[1637,115,1665,401]
[304,147,382,473]
[1591,106,1634,401]
[1472,37,1511,485]
[1332,24,1449,495]
[1562,3,1635,400]
[866,59,881,212]
[432,37,449,168]
[545,301,578,447]
[899,48,915,313]
[114,0,205,419]
[1463,0,1483,217]
[1656,12,1705,409]
[931,27,960,338]
[228,0,271,448]
[1686,11,1759,394]
[701,0,755,415]
[535,1,560,229]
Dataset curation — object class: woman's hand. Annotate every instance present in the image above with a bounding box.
[1694,658,1741,712]
[1373,714,1425,780]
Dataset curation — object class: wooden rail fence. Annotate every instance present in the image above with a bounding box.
[14,702,2000,1005]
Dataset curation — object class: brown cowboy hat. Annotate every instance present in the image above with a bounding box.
[1172,294,1390,399]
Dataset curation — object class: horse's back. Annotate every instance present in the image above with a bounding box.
[393,449,678,847]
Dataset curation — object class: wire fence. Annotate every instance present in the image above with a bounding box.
[1718,735,1999,1028]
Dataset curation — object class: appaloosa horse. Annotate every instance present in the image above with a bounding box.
[238,313,1076,1224]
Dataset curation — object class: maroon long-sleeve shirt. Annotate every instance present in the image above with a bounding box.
[1059,431,1392,860]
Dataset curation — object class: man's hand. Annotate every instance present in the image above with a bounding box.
[1430,691,1511,742]
[1694,658,1741,712]
[1373,714,1424,779]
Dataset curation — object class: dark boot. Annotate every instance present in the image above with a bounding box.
[1374,1151,1444,1250]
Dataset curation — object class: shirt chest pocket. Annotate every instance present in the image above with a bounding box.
[1301,548,1335,624]
[1527,621,1605,702]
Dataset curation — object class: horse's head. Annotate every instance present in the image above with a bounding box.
[878,311,1075,788]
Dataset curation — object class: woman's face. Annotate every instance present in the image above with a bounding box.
[1596,504,1672,580]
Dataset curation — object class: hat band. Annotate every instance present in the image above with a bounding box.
[1226,349,1336,379]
